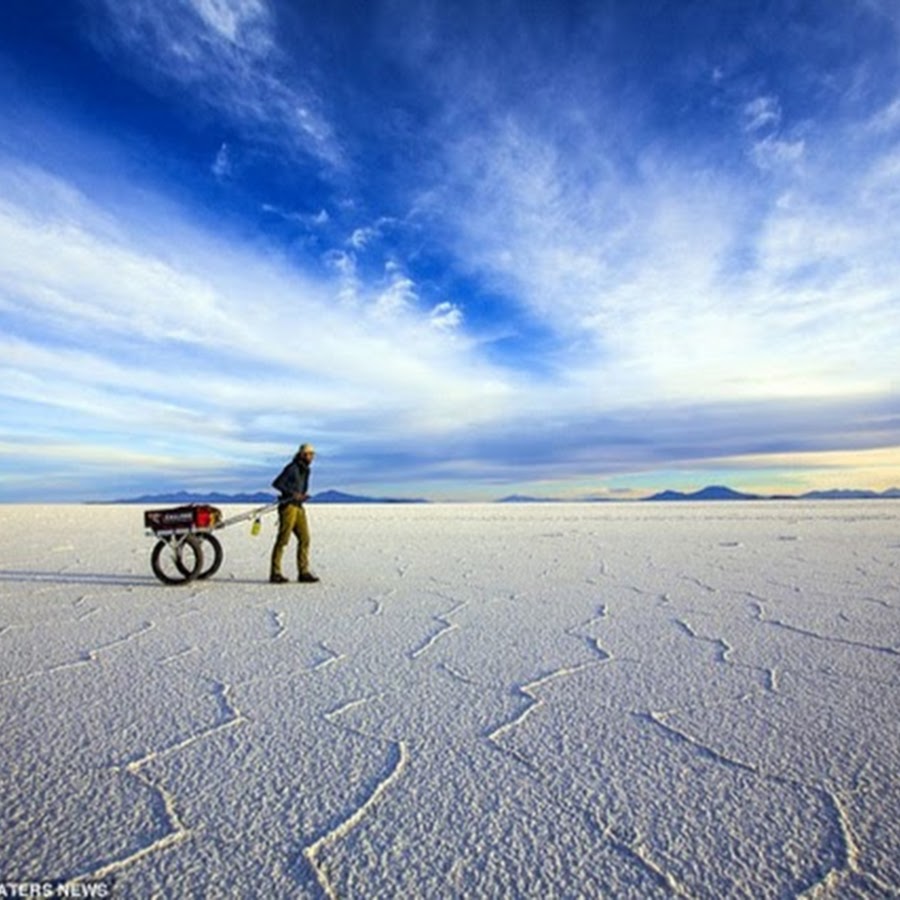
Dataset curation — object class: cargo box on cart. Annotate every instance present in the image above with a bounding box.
[144,504,222,533]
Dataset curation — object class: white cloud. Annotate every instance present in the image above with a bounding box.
[191,0,272,48]
[422,115,621,329]
[867,96,900,133]
[418,93,899,412]
[740,94,805,173]
[5,2,900,498]
[751,136,805,171]
[262,203,330,228]
[322,248,356,279]
[348,217,398,250]
[743,95,781,132]
[373,263,417,319]
[92,0,342,167]
[430,301,463,331]
[861,147,900,203]
[349,226,377,249]
[0,199,233,346]
[212,144,232,181]
[212,142,232,179]
[0,162,519,487]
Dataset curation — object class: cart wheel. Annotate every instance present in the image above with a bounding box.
[151,534,203,585]
[178,533,223,580]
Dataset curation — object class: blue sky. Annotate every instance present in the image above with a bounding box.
[1,0,898,501]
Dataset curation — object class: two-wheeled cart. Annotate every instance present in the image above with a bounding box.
[144,502,280,585]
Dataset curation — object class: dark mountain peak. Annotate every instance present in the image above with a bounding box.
[645,485,760,502]
[308,489,427,504]
[113,488,426,505]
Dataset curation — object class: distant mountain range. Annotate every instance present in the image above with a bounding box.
[644,485,900,502]
[500,485,900,503]
[116,490,278,505]
[113,488,428,505]
[645,485,760,501]
[796,488,900,500]
[308,490,428,504]
[111,484,900,505]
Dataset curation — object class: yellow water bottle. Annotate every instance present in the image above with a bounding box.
[251,518,261,536]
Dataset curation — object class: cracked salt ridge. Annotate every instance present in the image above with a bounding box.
[264,607,286,640]
[479,609,707,896]
[637,710,897,897]
[483,605,614,760]
[0,620,156,686]
[57,679,247,886]
[299,697,411,899]
[750,601,900,657]
[494,613,685,883]
[486,661,602,767]
[409,598,467,660]
[2,503,899,896]
[311,640,345,670]
[640,596,898,893]
[475,555,895,892]
[674,616,782,692]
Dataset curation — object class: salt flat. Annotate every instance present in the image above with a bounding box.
[0,501,898,898]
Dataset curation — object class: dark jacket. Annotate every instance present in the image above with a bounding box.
[272,456,310,506]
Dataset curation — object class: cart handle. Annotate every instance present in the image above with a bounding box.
[216,501,281,530]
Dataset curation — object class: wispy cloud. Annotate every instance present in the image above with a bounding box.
[408,45,900,414]
[0,158,517,495]
[212,142,232,179]
[1,1,898,499]
[868,96,900,133]
[744,95,782,133]
[91,0,342,168]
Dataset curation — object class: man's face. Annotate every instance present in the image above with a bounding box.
[302,450,315,465]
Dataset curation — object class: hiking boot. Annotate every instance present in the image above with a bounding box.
[298,572,320,583]
[269,573,289,584]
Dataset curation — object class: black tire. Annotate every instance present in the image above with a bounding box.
[179,532,223,580]
[151,534,203,585]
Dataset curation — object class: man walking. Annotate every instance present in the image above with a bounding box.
[270,443,320,583]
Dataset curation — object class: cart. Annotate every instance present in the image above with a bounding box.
[144,502,280,585]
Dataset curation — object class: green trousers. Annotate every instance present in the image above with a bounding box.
[270,504,311,577]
